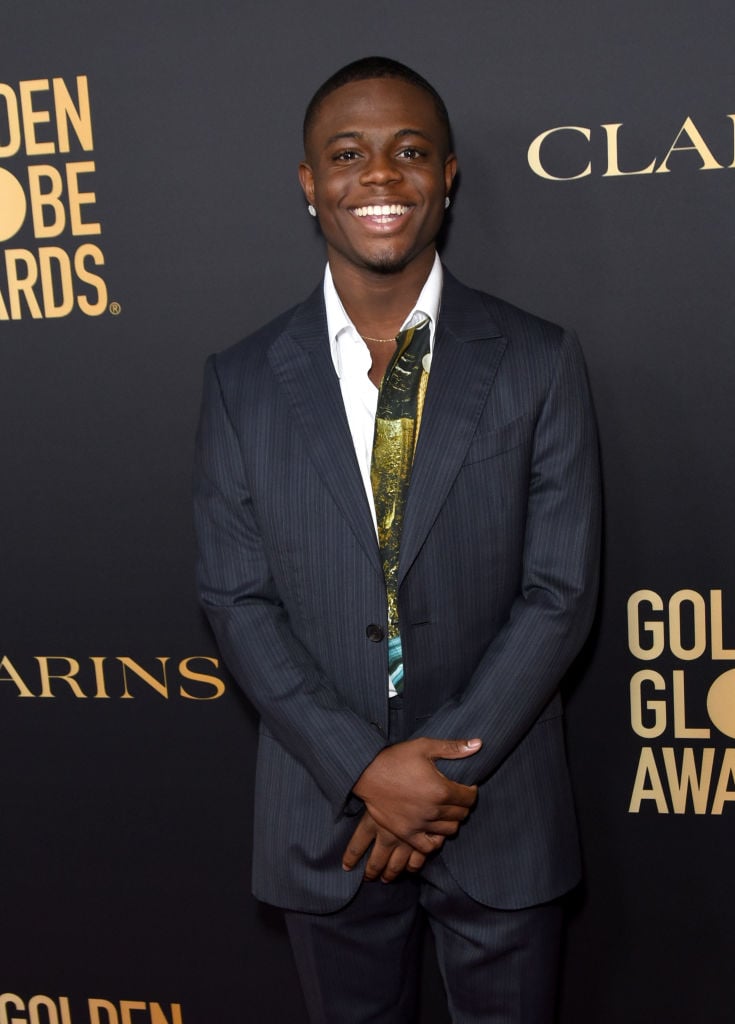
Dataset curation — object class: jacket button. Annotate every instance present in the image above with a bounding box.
[366,624,385,642]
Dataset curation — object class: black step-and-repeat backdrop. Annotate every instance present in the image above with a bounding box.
[3,2,733,1021]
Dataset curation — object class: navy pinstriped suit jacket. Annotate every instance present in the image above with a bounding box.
[193,269,601,914]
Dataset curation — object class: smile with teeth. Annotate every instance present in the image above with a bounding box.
[352,204,409,217]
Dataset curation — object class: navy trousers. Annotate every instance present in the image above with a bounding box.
[284,701,564,1023]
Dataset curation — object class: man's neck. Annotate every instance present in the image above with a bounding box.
[328,248,436,341]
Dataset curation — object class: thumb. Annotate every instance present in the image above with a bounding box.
[428,737,482,760]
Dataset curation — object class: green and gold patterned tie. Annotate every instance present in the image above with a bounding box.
[370,318,431,695]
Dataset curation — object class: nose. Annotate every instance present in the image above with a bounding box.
[359,152,402,186]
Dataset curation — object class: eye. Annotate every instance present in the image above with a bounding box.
[397,147,424,160]
[333,149,361,162]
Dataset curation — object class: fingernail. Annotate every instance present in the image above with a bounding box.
[465,738,482,749]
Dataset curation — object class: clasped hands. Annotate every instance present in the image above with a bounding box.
[342,736,482,884]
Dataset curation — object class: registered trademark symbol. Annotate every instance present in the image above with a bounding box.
[109,301,121,315]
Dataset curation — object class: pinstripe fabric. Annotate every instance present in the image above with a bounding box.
[284,703,563,1023]
[193,270,601,913]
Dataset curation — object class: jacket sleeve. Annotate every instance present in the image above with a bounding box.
[193,354,386,816]
[412,330,601,784]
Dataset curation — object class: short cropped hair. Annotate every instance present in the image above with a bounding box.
[303,56,453,153]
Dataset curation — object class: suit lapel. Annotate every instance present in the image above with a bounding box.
[399,274,508,584]
[265,274,507,585]
[267,287,382,574]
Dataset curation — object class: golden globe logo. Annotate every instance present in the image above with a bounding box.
[0,75,108,320]
[627,589,735,815]
[0,993,183,1024]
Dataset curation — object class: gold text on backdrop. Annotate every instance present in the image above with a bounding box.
[0,655,226,700]
[0,76,109,319]
[0,993,183,1024]
[528,115,735,179]
[626,589,735,815]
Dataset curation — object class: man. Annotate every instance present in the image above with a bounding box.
[194,56,600,1024]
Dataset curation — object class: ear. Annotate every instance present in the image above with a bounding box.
[298,162,315,204]
[444,153,458,195]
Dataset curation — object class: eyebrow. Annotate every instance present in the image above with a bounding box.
[325,131,364,145]
[395,128,433,142]
[324,128,435,147]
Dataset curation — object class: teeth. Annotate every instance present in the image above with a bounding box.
[353,204,408,217]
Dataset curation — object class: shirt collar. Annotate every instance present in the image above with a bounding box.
[324,253,443,379]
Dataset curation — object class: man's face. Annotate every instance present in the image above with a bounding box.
[299,77,457,277]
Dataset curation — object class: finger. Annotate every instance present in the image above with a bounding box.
[379,844,412,884]
[430,800,475,822]
[342,818,375,871]
[438,780,479,808]
[424,737,482,760]
[409,830,446,856]
[363,832,400,881]
[420,818,460,837]
[429,794,481,819]
[406,849,427,872]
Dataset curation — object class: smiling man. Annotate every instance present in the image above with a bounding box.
[194,57,601,1024]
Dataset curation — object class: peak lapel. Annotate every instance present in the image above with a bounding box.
[267,289,381,575]
[399,276,507,585]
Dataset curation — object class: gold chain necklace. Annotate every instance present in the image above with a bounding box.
[361,334,397,344]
